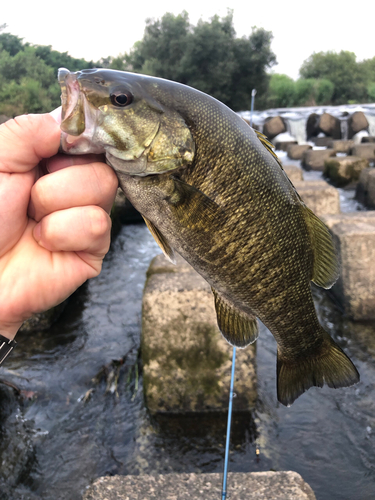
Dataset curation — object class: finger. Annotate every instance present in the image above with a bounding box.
[46,153,106,173]
[29,162,119,221]
[33,206,112,257]
[0,114,61,173]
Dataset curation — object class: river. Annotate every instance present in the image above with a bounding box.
[1,192,375,500]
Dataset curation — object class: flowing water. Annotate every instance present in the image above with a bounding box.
[1,220,375,500]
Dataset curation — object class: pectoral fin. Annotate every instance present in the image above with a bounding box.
[302,206,340,289]
[142,216,176,264]
[212,288,259,348]
[166,176,225,229]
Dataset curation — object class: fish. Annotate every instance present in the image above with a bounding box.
[57,67,359,406]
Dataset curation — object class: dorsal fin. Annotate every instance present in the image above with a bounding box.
[212,288,259,348]
[255,130,284,169]
[302,206,340,289]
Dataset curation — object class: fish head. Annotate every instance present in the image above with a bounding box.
[58,68,195,176]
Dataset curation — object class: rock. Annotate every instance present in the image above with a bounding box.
[318,113,341,139]
[19,302,67,333]
[282,165,303,182]
[262,116,287,140]
[302,149,336,171]
[350,144,375,162]
[83,471,317,500]
[275,140,297,152]
[361,136,375,143]
[312,136,334,147]
[306,113,319,139]
[348,111,369,139]
[356,168,375,208]
[323,213,375,320]
[331,140,355,154]
[142,254,256,413]
[287,144,312,160]
[294,181,340,216]
[323,156,369,187]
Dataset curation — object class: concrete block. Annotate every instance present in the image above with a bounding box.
[323,213,375,320]
[275,140,297,152]
[294,181,340,216]
[356,168,375,208]
[351,144,375,162]
[331,140,355,153]
[83,471,316,500]
[302,149,336,171]
[323,156,369,186]
[282,165,303,182]
[287,144,312,160]
[142,254,256,413]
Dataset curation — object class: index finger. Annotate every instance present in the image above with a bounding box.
[0,113,61,173]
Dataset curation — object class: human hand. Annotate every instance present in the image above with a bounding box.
[0,112,118,340]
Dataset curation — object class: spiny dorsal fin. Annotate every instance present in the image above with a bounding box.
[302,206,340,289]
[212,288,259,348]
[142,216,176,264]
[255,130,284,169]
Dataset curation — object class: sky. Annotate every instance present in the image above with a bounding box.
[2,0,374,80]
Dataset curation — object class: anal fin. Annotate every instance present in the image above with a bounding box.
[212,288,259,348]
[142,216,176,264]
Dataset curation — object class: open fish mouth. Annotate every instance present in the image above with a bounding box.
[58,68,104,155]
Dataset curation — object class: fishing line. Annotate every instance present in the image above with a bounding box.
[221,346,237,500]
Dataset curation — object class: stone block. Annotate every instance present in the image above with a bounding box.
[294,181,340,216]
[348,111,369,139]
[142,254,257,413]
[287,144,312,160]
[83,471,317,500]
[362,136,375,143]
[331,140,355,153]
[302,149,336,171]
[262,116,287,140]
[323,213,375,320]
[313,136,334,147]
[350,144,375,162]
[323,156,369,186]
[318,113,341,139]
[283,164,303,182]
[275,140,297,152]
[356,168,375,208]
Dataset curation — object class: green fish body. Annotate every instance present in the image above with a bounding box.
[58,68,359,406]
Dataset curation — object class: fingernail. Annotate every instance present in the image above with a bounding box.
[49,107,62,125]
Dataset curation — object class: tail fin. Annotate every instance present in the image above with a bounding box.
[277,333,359,407]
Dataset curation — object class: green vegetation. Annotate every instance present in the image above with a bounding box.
[0,26,95,116]
[0,19,375,117]
[108,11,276,111]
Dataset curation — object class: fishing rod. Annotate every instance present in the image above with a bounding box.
[221,346,237,500]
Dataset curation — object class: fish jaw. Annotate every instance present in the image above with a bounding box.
[59,68,105,155]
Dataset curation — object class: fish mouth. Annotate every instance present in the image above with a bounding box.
[58,68,104,155]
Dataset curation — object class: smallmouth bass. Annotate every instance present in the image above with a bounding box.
[58,68,359,406]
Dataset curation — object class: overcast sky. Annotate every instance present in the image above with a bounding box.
[2,0,373,80]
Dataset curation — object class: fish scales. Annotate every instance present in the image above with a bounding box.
[58,68,359,405]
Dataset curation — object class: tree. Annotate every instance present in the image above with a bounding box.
[299,51,366,104]
[118,11,276,111]
[267,74,295,108]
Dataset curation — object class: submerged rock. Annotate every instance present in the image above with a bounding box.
[142,254,256,414]
[324,156,369,187]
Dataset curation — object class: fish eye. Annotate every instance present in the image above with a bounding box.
[110,89,133,107]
